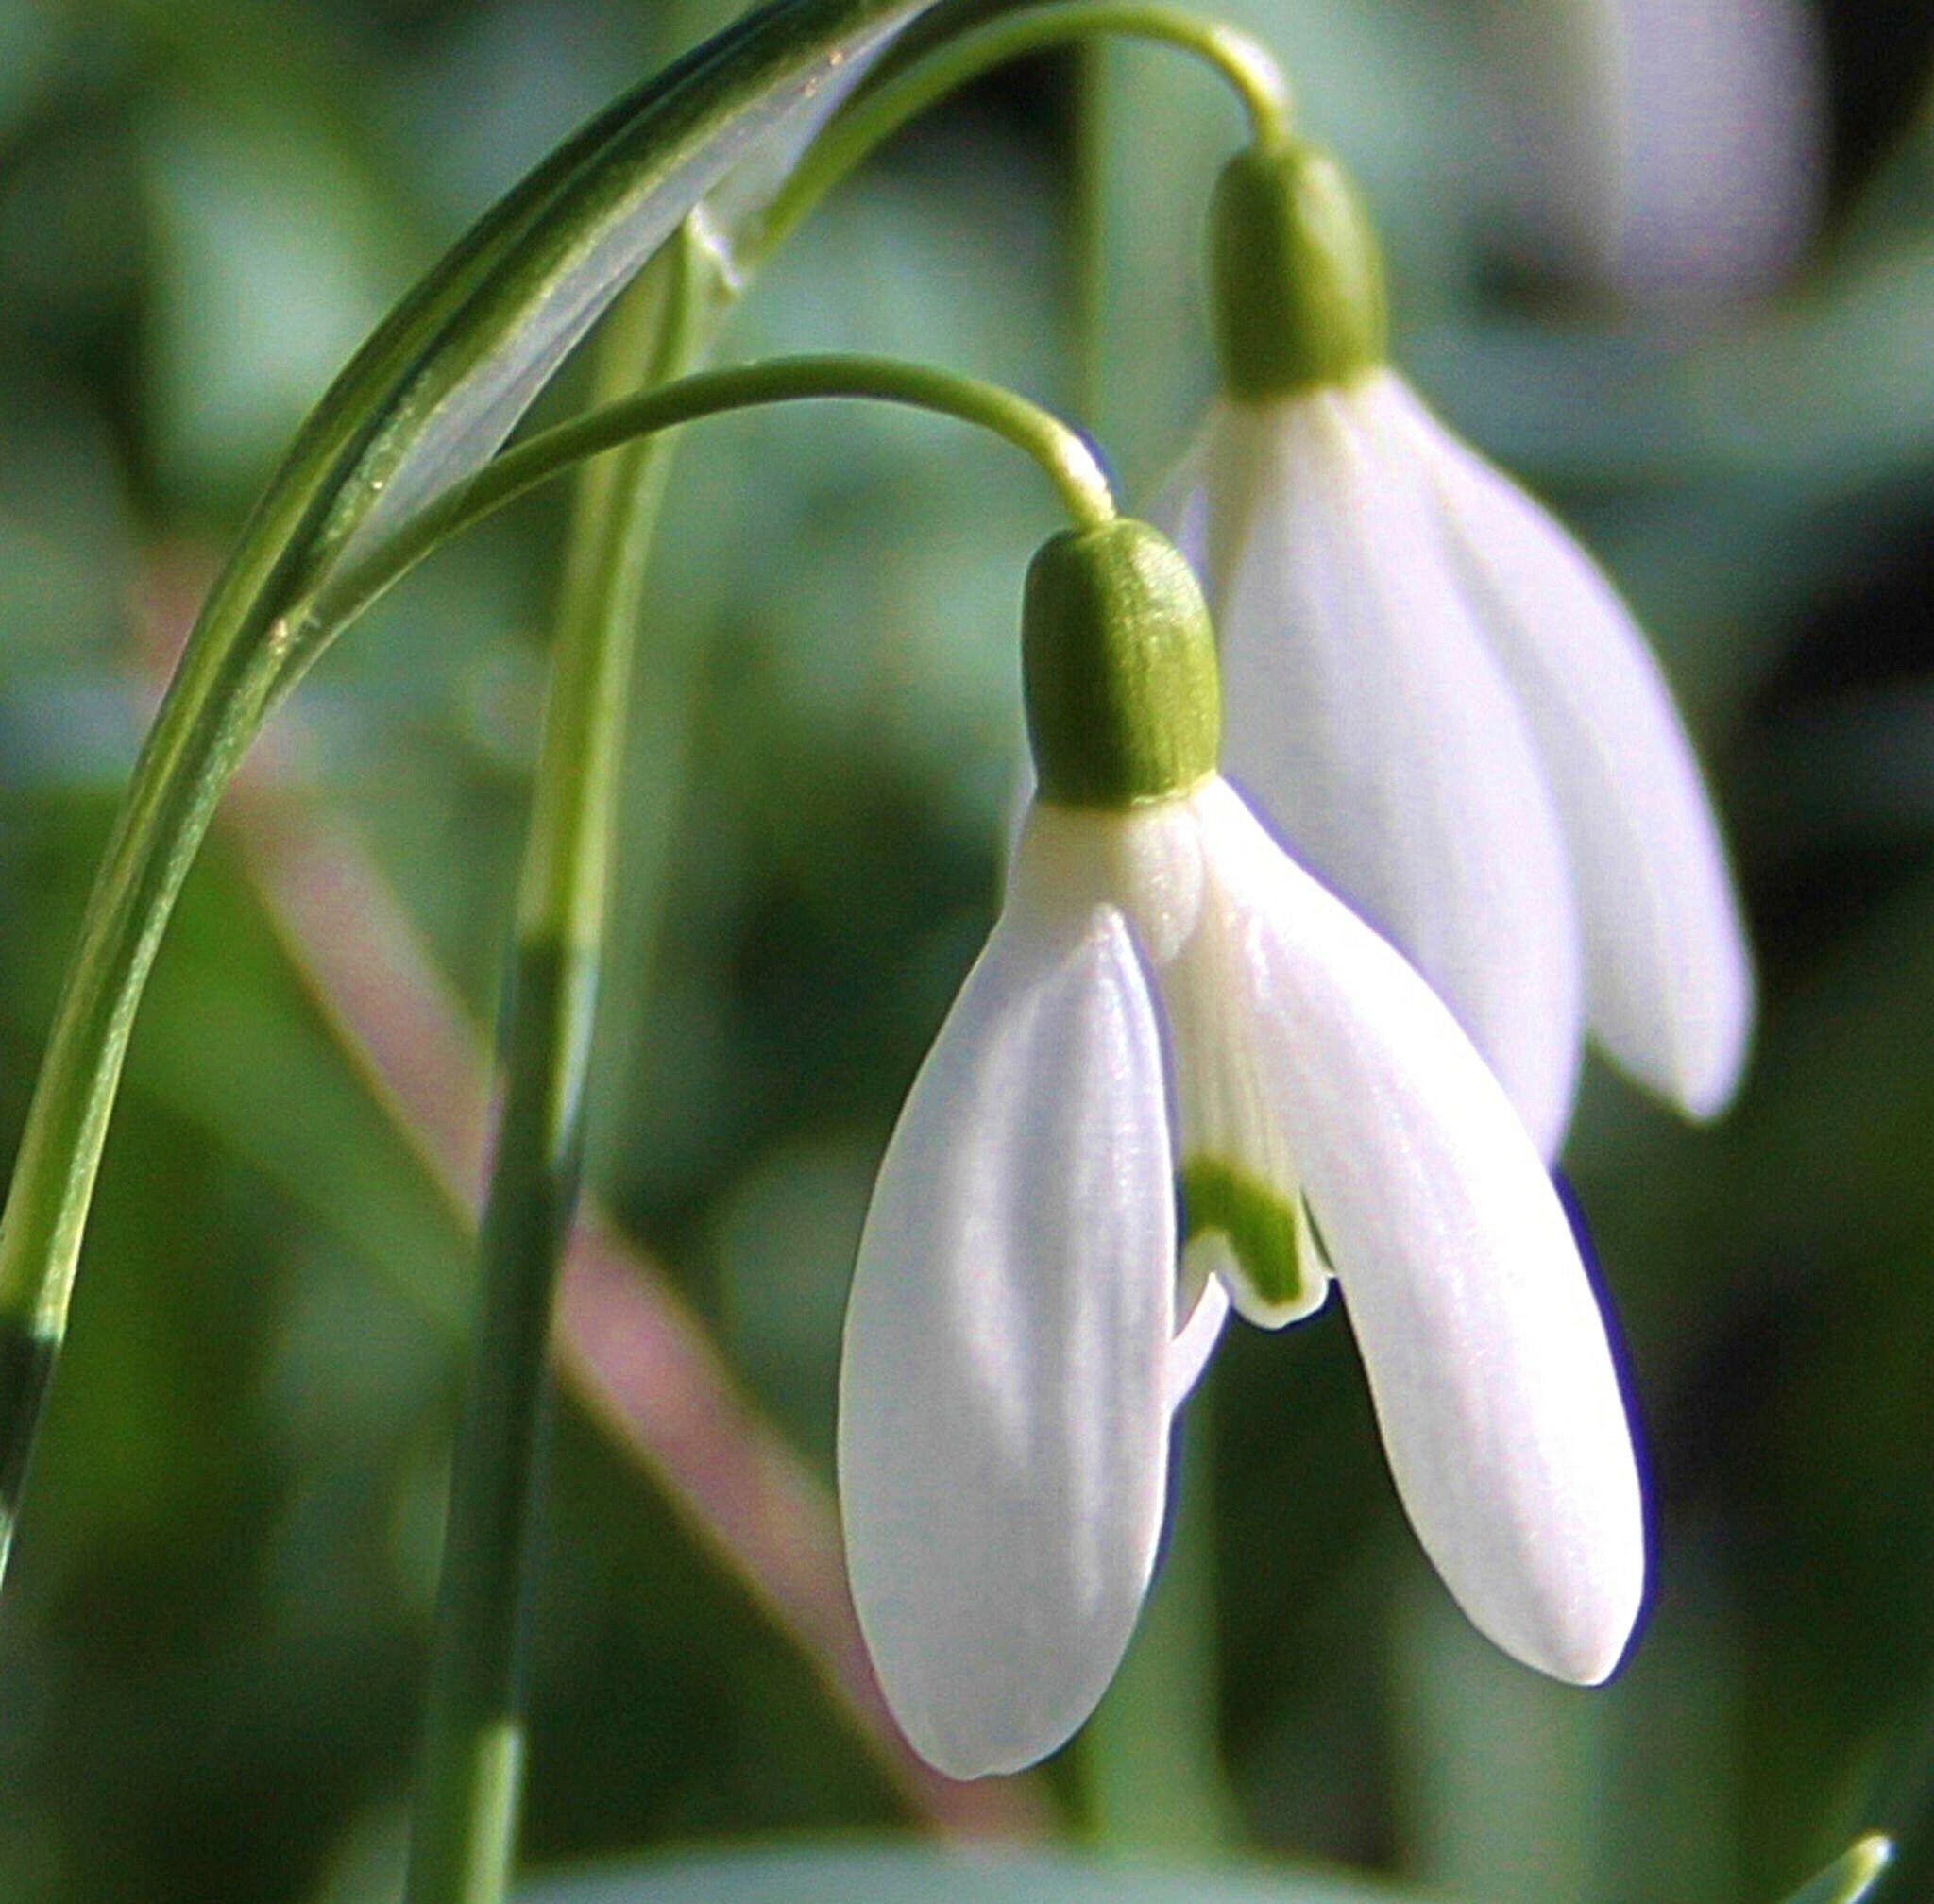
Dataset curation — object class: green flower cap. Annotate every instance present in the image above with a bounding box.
[1210,141,1388,400]
[1023,518,1220,808]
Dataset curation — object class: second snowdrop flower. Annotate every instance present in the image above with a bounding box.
[838,517,1644,1781]
[1162,141,1755,1157]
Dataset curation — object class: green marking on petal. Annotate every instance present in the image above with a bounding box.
[1179,1154,1315,1319]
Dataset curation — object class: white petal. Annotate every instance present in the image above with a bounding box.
[1375,376,1754,1118]
[1194,779,1644,1684]
[1173,387,1586,1158]
[838,836,1176,1777]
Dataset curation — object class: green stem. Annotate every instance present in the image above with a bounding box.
[1084,1395,1237,1852]
[402,227,718,1904]
[757,0,1292,257]
[515,224,717,963]
[1071,38,1108,432]
[280,353,1114,656]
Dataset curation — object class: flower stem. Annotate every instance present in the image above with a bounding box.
[381,352,1101,1901]
[1083,1402,1238,1851]
[757,0,1292,257]
[280,354,1115,656]
[402,227,717,1904]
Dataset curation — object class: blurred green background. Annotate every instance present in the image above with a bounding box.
[3,0,1934,1898]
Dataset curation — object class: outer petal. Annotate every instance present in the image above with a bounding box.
[1171,387,1586,1159]
[838,835,1176,1777]
[1373,376,1754,1118]
[1195,780,1644,1683]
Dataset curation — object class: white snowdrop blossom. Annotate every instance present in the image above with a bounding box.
[837,520,1645,1781]
[1166,142,1754,1157]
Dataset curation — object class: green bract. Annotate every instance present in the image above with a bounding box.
[1210,142,1387,400]
[1023,518,1222,808]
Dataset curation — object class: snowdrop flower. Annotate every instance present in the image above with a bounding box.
[1159,142,1755,1158]
[838,518,1644,1779]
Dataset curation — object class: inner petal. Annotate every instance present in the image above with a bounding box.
[1125,799,1332,1329]
[1017,796,1334,1331]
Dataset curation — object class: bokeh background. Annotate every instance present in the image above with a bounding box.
[3,0,1934,1899]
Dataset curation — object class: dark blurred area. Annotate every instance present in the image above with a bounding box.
[4,1,1934,1899]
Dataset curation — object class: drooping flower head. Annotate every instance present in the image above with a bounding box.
[838,517,1644,1779]
[1161,139,1755,1158]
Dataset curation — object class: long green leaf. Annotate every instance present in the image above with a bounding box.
[0,0,933,1586]
[318,0,926,579]
[518,1846,1423,1904]
[518,1834,1900,1904]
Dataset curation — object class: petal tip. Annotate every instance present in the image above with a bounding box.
[1548,1604,1640,1689]
[1486,1535,1647,1689]
[898,1710,1073,1782]
[1671,967,1756,1126]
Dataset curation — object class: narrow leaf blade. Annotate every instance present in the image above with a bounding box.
[1778,1837,1894,1904]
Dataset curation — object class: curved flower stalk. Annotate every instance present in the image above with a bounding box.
[839,519,1645,1780]
[1158,142,1755,1158]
